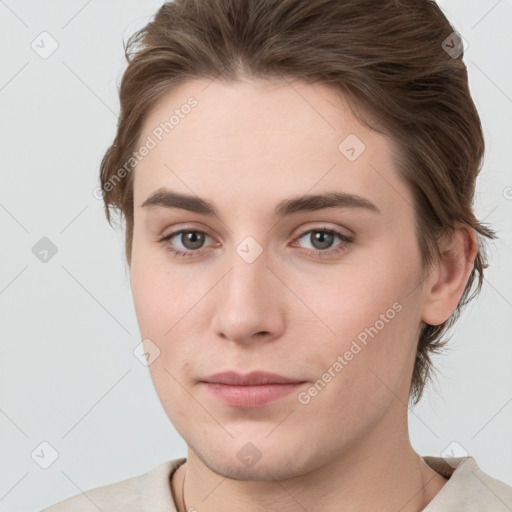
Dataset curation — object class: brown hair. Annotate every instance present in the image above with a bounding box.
[99,0,497,405]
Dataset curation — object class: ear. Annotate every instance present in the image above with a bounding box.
[421,223,479,326]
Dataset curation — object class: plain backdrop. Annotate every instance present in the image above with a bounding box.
[0,1,511,511]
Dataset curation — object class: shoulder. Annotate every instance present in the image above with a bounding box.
[423,456,512,511]
[39,457,186,512]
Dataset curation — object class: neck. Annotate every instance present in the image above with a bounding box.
[172,398,447,512]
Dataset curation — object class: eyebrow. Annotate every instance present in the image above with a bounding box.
[140,188,380,217]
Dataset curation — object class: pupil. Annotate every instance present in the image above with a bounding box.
[312,231,333,250]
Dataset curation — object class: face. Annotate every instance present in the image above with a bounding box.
[130,78,428,480]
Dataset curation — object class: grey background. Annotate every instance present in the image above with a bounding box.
[0,1,511,510]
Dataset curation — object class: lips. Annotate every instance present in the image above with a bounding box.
[200,371,307,408]
[202,371,304,386]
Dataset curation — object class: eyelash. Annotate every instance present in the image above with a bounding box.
[158,227,354,260]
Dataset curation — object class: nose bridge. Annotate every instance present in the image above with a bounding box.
[224,231,271,297]
[223,248,271,317]
[212,242,284,343]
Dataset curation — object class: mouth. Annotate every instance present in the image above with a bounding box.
[200,371,307,408]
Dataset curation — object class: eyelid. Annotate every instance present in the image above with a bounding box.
[160,228,218,248]
[159,223,217,242]
[291,226,353,253]
[291,221,353,239]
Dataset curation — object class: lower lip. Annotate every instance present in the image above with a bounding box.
[202,382,305,407]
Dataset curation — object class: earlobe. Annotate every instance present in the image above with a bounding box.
[420,224,479,326]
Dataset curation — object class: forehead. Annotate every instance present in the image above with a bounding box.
[133,78,411,215]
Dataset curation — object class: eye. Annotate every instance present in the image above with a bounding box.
[159,229,216,258]
[159,227,353,260]
[293,228,353,258]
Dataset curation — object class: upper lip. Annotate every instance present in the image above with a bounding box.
[202,371,305,385]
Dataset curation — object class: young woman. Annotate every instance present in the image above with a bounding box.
[42,0,512,510]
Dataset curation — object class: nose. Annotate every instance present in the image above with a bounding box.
[211,251,286,345]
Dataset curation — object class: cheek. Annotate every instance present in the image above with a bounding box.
[130,253,212,380]
[131,260,198,421]
[130,265,169,338]
[295,244,421,395]
[130,232,195,337]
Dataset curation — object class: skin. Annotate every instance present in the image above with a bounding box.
[129,77,478,512]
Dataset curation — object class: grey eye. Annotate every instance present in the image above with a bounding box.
[178,231,206,250]
[308,231,335,250]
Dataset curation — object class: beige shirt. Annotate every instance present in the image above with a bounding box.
[40,456,512,511]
